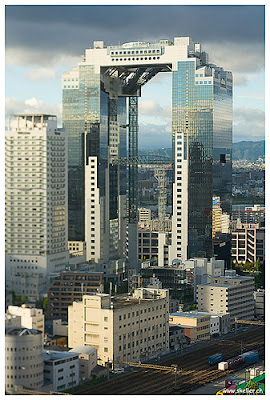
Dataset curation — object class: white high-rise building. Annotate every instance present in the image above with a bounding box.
[5,114,69,301]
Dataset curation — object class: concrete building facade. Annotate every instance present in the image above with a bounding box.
[52,320,68,337]
[5,114,69,301]
[197,270,255,324]
[47,271,104,320]
[169,311,211,343]
[68,288,170,367]
[232,221,265,264]
[69,346,97,382]
[232,205,265,227]
[169,325,187,350]
[138,207,152,222]
[7,305,44,338]
[43,350,79,392]
[5,327,44,393]
[254,289,264,319]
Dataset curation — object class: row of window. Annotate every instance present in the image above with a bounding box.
[111,49,160,55]
[118,305,166,321]
[118,335,166,350]
[195,81,212,85]
[64,85,79,89]
[112,56,160,62]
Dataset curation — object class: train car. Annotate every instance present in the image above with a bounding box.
[208,353,223,364]
[218,361,228,370]
[241,350,258,359]
[244,353,259,364]
[225,377,243,388]
[227,355,244,369]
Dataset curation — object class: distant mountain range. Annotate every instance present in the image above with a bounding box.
[139,140,265,162]
[232,141,265,162]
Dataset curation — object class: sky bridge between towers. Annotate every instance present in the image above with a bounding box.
[63,37,232,269]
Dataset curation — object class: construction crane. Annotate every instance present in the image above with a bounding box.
[110,154,172,223]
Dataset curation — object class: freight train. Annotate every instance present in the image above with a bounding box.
[218,350,259,370]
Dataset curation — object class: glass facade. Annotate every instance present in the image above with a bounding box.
[213,69,233,216]
[63,38,232,263]
[63,66,127,242]
[172,61,232,258]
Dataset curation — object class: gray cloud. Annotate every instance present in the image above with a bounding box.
[233,107,265,142]
[5,5,264,74]
[139,100,171,123]
[5,97,62,124]
[139,122,172,149]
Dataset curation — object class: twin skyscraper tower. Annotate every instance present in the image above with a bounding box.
[5,37,232,300]
[63,36,232,269]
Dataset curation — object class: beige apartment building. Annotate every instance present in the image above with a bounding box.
[68,288,170,367]
[169,311,210,343]
[197,270,254,324]
[232,221,265,264]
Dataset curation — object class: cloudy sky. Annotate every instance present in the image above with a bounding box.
[5,5,265,148]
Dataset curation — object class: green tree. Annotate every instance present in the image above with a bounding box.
[41,297,48,310]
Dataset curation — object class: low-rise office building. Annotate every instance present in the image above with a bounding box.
[141,262,193,303]
[232,221,265,264]
[69,346,97,382]
[138,207,151,222]
[202,312,231,335]
[169,311,210,343]
[169,325,187,350]
[197,270,254,324]
[5,314,21,328]
[5,327,44,393]
[68,288,170,367]
[232,205,265,227]
[254,289,264,319]
[52,320,68,337]
[47,271,104,320]
[184,257,225,301]
[43,350,79,392]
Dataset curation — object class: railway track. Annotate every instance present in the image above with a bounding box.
[76,327,264,395]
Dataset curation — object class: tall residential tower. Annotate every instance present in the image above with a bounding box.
[5,114,69,301]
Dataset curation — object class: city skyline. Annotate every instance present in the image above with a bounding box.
[4,4,265,395]
[5,5,265,147]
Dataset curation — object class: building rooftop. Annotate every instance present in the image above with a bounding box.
[169,324,184,331]
[10,114,57,118]
[218,275,254,281]
[5,327,42,336]
[43,350,79,361]
[60,270,103,275]
[198,283,231,288]
[112,297,149,309]
[170,312,210,319]
[69,346,97,355]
